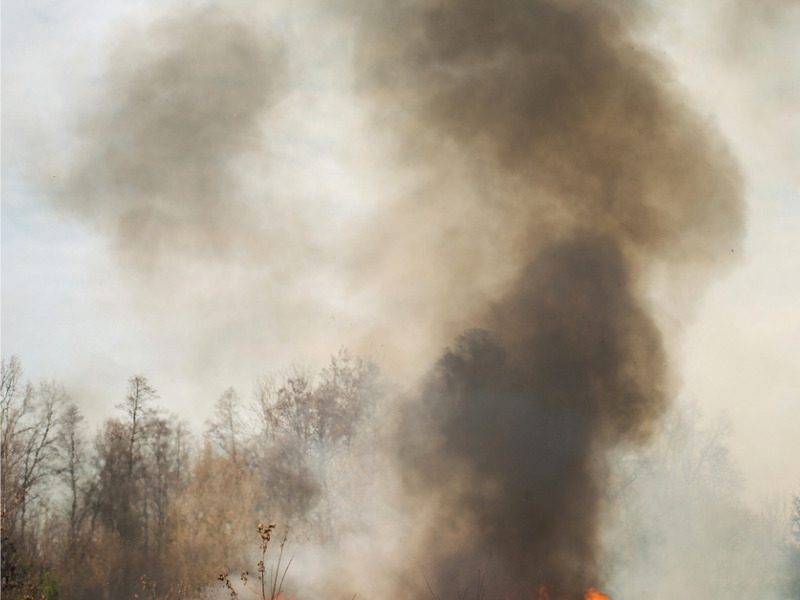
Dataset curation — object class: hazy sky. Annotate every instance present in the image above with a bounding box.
[2,0,798,507]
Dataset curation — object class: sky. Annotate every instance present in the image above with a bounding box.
[2,0,799,508]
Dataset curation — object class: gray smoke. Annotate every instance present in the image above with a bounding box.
[49,2,355,388]
[59,3,288,269]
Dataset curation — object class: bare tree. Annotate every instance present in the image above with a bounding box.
[144,414,189,560]
[206,388,245,465]
[1,358,65,597]
[249,352,381,535]
[91,376,161,596]
[118,375,158,481]
[57,402,88,553]
[1,360,64,546]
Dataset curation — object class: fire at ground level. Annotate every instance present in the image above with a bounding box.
[537,586,611,600]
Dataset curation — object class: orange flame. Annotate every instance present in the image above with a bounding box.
[585,588,611,600]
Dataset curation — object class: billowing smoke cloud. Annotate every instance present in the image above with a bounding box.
[346,0,744,597]
[44,0,746,595]
[47,2,360,394]
[60,4,288,269]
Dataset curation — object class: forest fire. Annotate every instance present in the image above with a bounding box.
[6,0,787,597]
[536,585,611,600]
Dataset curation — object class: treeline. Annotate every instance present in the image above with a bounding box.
[3,354,800,600]
[1,352,382,600]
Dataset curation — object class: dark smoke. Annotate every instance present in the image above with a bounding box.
[399,236,666,597]
[349,0,744,597]
[43,0,746,595]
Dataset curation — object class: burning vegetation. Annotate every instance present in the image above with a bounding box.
[3,0,800,599]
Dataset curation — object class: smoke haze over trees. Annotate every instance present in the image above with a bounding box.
[2,356,799,599]
[1,353,384,599]
[2,0,799,599]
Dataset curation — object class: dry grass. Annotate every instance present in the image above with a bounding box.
[217,522,292,600]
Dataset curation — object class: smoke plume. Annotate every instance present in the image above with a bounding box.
[60,4,288,269]
[347,0,744,597]
[49,2,358,389]
[44,0,746,596]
